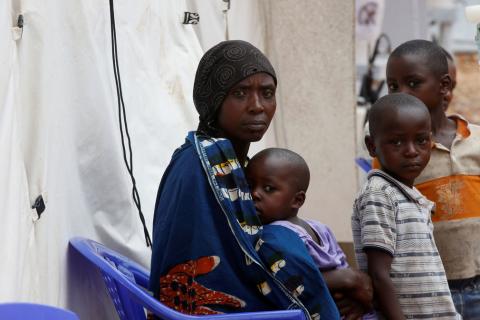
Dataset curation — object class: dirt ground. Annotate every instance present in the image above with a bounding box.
[448,53,480,125]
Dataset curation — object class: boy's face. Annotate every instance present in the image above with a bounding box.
[246,156,301,224]
[366,107,432,187]
[386,54,449,112]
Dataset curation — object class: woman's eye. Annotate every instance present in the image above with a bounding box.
[233,90,246,97]
[263,89,274,98]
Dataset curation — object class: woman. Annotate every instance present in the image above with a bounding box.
[149,40,339,319]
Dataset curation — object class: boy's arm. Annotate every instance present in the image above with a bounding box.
[322,268,360,291]
[365,248,405,320]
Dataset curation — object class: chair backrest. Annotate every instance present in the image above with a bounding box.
[69,237,306,320]
[355,157,373,173]
[0,303,79,320]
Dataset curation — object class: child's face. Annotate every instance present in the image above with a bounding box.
[246,156,300,224]
[366,107,432,187]
[386,54,447,112]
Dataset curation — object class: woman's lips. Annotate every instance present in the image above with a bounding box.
[243,121,267,131]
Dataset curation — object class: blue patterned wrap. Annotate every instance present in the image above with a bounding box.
[149,132,339,319]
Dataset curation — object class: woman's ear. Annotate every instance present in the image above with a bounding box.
[292,191,306,210]
[365,135,377,158]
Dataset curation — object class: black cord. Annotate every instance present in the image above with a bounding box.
[108,0,152,247]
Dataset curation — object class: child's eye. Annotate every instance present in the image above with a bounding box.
[417,137,430,145]
[387,83,398,92]
[408,80,419,88]
[390,140,402,146]
[264,185,274,192]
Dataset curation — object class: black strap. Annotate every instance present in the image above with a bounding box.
[108,0,152,247]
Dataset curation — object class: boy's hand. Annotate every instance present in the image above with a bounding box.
[333,293,364,320]
[348,271,374,310]
[323,268,374,311]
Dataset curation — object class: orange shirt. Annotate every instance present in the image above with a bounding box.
[415,117,480,222]
[415,116,480,280]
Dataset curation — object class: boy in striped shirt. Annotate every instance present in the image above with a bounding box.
[352,93,459,319]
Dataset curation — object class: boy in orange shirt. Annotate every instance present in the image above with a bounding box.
[385,39,480,319]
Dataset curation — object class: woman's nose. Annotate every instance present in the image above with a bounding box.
[248,93,264,113]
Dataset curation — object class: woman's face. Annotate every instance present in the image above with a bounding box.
[217,73,276,143]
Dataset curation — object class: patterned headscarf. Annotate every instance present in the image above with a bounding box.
[193,40,277,136]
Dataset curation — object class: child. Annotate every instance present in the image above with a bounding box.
[386,39,480,319]
[363,46,455,170]
[246,148,375,319]
[352,93,458,319]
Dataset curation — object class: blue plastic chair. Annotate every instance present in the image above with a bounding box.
[69,237,306,320]
[0,302,79,320]
[355,157,372,173]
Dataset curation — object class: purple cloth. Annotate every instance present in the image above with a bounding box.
[270,220,378,320]
[270,220,349,270]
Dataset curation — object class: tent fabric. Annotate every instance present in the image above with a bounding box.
[0,0,271,319]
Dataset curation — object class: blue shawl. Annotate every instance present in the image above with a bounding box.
[149,132,339,319]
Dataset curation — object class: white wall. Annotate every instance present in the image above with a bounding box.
[263,0,357,242]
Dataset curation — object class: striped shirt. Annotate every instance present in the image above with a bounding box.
[370,115,480,280]
[352,170,458,319]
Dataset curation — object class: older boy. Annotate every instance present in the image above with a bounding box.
[352,93,458,319]
[386,39,480,319]
[246,148,375,319]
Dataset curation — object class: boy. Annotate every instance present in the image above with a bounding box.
[246,148,375,319]
[352,93,458,319]
[386,40,480,318]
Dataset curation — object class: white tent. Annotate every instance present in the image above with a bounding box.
[1,1,358,319]
[1,1,273,318]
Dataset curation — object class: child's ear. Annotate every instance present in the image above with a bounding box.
[291,191,306,210]
[439,74,452,98]
[365,135,377,158]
